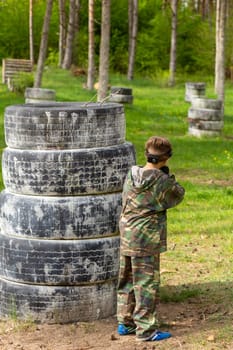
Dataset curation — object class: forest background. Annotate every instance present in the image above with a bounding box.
[0,0,232,83]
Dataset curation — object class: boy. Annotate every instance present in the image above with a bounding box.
[117,136,185,341]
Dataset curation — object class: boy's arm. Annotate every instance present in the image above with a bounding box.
[157,172,185,209]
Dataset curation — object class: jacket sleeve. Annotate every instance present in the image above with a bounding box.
[156,173,185,210]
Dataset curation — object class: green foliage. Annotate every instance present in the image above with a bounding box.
[110,0,128,73]
[46,48,59,67]
[0,0,30,59]
[0,0,220,76]
[110,29,128,73]
[176,8,215,74]
[10,71,34,93]
[135,4,216,76]
[0,0,59,62]
[135,11,170,75]
[73,30,89,68]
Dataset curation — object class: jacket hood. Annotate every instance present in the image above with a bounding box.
[130,165,161,191]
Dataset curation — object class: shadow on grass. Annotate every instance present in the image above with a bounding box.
[159,281,233,339]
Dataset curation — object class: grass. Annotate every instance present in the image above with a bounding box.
[0,67,233,348]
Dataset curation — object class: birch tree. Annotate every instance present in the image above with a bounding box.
[168,0,178,86]
[62,0,80,69]
[58,0,66,67]
[127,0,138,80]
[34,0,53,88]
[197,0,215,19]
[87,0,95,90]
[97,0,111,102]
[215,0,227,102]
[29,0,34,64]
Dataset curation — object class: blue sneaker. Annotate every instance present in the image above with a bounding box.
[137,330,172,341]
[118,324,136,335]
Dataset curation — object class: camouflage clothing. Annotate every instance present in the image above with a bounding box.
[117,165,185,337]
[119,166,185,256]
[117,254,160,337]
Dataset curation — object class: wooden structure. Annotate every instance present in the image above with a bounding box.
[2,58,33,86]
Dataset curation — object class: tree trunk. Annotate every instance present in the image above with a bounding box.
[29,0,34,64]
[168,0,178,86]
[34,0,53,88]
[127,0,138,81]
[128,0,133,51]
[58,0,66,67]
[201,0,208,19]
[87,0,95,90]
[199,0,214,19]
[215,0,227,103]
[62,0,80,69]
[97,0,111,102]
[74,0,81,32]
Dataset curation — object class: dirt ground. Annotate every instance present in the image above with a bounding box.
[0,299,232,350]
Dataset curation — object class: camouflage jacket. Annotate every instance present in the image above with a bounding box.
[119,165,185,256]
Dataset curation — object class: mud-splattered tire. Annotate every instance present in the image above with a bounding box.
[109,87,133,104]
[0,277,117,323]
[185,82,206,102]
[0,190,121,239]
[188,120,223,131]
[191,98,222,110]
[109,94,133,104]
[188,108,223,121]
[2,142,135,195]
[4,102,125,149]
[110,87,132,95]
[0,234,120,285]
[188,127,222,137]
[24,88,56,102]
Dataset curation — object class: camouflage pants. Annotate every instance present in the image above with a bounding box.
[117,253,160,337]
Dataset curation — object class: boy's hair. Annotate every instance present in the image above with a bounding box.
[145,136,172,161]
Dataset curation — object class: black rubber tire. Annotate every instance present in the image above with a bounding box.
[0,277,117,323]
[188,127,221,137]
[2,142,136,195]
[25,88,56,100]
[0,233,120,285]
[185,82,205,102]
[188,108,223,121]
[0,190,121,239]
[109,94,133,104]
[191,98,222,110]
[110,87,132,95]
[188,120,223,131]
[4,102,125,149]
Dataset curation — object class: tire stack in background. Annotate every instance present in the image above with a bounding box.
[0,102,136,323]
[25,87,56,103]
[188,98,223,137]
[185,82,206,102]
[109,87,133,104]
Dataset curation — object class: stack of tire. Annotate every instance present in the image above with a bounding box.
[185,82,206,102]
[25,87,56,103]
[0,102,136,323]
[188,98,223,137]
[109,87,133,104]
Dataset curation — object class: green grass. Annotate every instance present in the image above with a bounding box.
[0,67,233,348]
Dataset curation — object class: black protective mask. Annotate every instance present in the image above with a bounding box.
[146,150,172,164]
